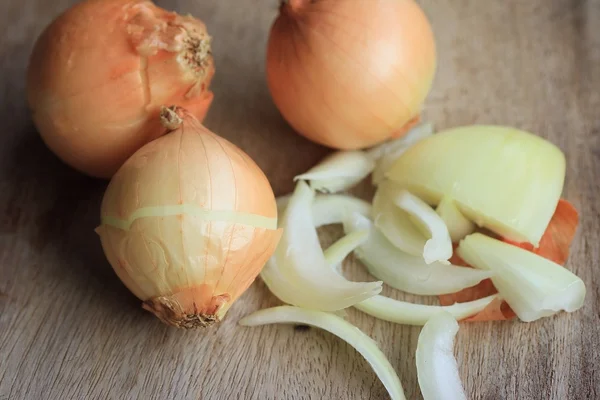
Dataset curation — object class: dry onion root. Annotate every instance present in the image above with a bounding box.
[96,107,281,328]
[27,0,215,178]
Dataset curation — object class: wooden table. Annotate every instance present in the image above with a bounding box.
[1,1,599,399]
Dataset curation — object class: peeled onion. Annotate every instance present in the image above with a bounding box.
[95,107,281,328]
[266,0,436,149]
[27,0,215,178]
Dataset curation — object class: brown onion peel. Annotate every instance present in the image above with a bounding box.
[27,0,215,178]
[96,106,281,328]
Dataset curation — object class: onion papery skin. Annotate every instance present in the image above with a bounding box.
[27,0,215,178]
[96,108,281,328]
[266,0,436,149]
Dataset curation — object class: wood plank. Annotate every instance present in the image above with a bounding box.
[1,0,598,399]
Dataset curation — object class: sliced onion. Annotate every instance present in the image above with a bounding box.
[394,190,452,264]
[372,181,426,257]
[239,306,407,400]
[277,194,372,228]
[294,151,375,193]
[457,233,586,322]
[344,213,491,295]
[416,311,467,400]
[263,181,382,311]
[323,229,369,268]
[436,196,475,243]
[355,294,497,326]
[367,122,435,185]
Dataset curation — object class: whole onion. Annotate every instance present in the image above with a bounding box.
[266,0,436,149]
[27,0,215,178]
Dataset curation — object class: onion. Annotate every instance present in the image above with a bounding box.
[27,0,215,178]
[386,125,566,245]
[436,197,475,243]
[416,311,467,400]
[266,0,436,149]
[95,107,281,328]
[239,306,407,400]
[343,213,491,296]
[457,233,586,322]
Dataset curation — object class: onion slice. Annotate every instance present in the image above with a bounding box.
[239,306,407,400]
[436,197,475,243]
[344,213,491,295]
[277,194,372,228]
[323,229,369,269]
[457,233,586,322]
[294,151,375,193]
[367,122,435,185]
[263,181,382,311]
[355,294,497,326]
[416,311,467,400]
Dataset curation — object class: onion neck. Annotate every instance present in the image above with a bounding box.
[160,106,184,131]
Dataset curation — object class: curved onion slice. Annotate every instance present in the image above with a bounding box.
[416,311,467,400]
[294,150,375,193]
[344,213,491,295]
[386,125,566,246]
[355,294,497,326]
[436,196,475,243]
[368,122,435,185]
[372,181,426,257]
[277,194,372,228]
[264,181,382,311]
[239,306,407,400]
[457,233,586,322]
[394,190,452,264]
[323,229,369,268]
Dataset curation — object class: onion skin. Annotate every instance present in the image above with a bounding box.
[96,107,281,328]
[27,0,215,178]
[266,0,436,149]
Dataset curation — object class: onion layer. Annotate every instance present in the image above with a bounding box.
[96,107,281,328]
[240,306,407,400]
[27,0,215,178]
[266,0,436,149]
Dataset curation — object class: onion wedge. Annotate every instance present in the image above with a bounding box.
[416,311,467,400]
[367,122,435,185]
[344,213,491,295]
[277,194,372,228]
[263,181,382,311]
[294,150,375,193]
[457,233,586,322]
[355,294,497,326]
[239,306,407,400]
[436,196,475,243]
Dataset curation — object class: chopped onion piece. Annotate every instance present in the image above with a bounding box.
[294,151,375,193]
[239,306,407,400]
[368,122,435,185]
[394,190,452,264]
[416,311,467,400]
[372,181,426,257]
[266,181,382,311]
[457,233,586,322]
[436,196,475,243]
[277,194,372,228]
[323,229,369,267]
[355,294,497,326]
[344,213,491,295]
[386,125,566,245]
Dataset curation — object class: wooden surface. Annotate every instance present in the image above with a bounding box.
[1,0,599,399]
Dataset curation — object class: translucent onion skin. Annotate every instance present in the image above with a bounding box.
[96,108,281,329]
[266,0,436,149]
[27,0,215,178]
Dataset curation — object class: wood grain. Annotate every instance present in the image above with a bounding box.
[1,0,599,399]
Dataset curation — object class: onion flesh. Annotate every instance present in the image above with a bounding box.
[343,213,491,296]
[265,181,382,311]
[457,233,586,322]
[436,197,476,243]
[387,125,566,245]
[416,311,467,400]
[239,306,406,400]
[295,151,375,193]
[277,194,372,228]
